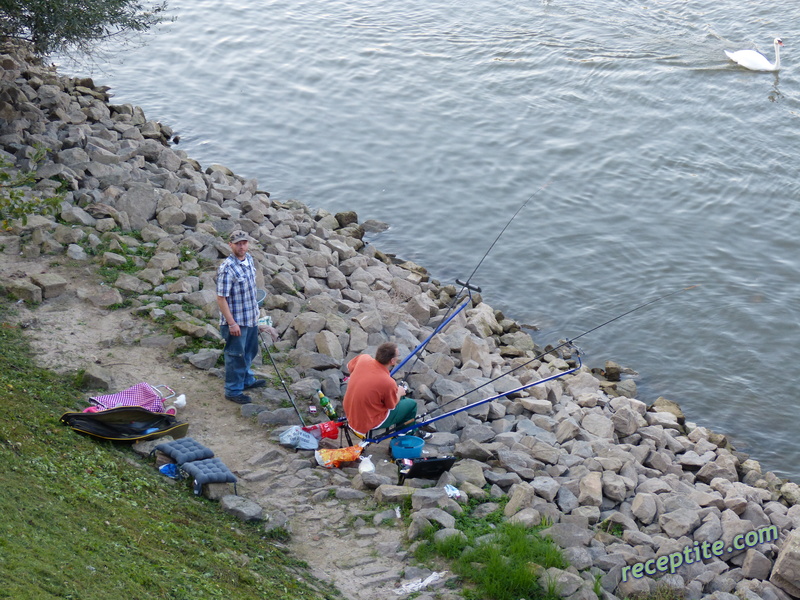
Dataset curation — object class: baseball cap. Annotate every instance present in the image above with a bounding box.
[229,230,249,243]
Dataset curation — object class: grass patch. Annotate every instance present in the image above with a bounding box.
[597,519,624,537]
[0,304,339,600]
[412,499,566,600]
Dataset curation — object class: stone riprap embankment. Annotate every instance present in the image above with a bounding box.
[3,42,800,600]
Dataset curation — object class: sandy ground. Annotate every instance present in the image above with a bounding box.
[2,250,447,600]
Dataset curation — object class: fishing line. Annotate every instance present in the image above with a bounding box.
[393,181,552,378]
[461,180,552,290]
[419,284,699,419]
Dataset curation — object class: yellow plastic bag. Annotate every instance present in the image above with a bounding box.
[314,445,363,469]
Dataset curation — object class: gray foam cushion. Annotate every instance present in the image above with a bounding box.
[181,458,237,486]
[155,437,214,465]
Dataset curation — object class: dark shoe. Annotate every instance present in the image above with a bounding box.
[244,379,267,390]
[225,394,252,404]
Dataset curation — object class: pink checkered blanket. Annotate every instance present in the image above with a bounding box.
[90,383,174,413]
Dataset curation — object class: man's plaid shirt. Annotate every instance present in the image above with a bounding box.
[216,253,259,327]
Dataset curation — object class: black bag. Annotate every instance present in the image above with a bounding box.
[396,456,457,485]
[60,406,189,442]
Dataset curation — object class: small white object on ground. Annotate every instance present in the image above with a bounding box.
[394,571,449,595]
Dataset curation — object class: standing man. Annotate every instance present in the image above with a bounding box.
[343,342,418,436]
[216,230,266,404]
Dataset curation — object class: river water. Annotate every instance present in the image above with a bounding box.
[63,0,800,479]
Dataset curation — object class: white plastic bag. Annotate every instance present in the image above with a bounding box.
[358,455,375,474]
[279,425,319,450]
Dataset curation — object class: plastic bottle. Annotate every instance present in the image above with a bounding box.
[317,390,337,420]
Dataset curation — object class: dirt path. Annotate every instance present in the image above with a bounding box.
[2,251,452,600]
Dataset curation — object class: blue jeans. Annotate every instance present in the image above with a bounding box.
[221,325,260,397]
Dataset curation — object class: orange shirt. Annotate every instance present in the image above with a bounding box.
[342,354,399,434]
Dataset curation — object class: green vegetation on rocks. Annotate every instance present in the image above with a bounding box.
[0,145,63,228]
[411,499,566,600]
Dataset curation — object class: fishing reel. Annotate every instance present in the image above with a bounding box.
[563,341,583,368]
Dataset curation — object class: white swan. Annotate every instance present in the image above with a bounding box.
[725,38,784,71]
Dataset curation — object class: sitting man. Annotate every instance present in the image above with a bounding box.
[342,342,418,436]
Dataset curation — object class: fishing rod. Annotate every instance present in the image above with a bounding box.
[390,289,476,377]
[392,181,552,378]
[258,331,305,426]
[367,349,583,444]
[414,284,700,422]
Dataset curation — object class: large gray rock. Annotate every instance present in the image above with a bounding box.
[147,251,180,272]
[601,471,628,503]
[544,567,585,597]
[720,511,756,558]
[406,293,438,326]
[659,508,701,538]
[565,371,600,397]
[504,482,536,517]
[509,507,541,528]
[374,485,416,503]
[292,312,327,336]
[411,488,448,510]
[631,492,658,525]
[523,438,560,464]
[115,272,152,293]
[581,412,615,439]
[556,486,580,514]
[433,528,467,544]
[67,243,89,261]
[611,405,640,436]
[520,398,553,415]
[741,548,773,580]
[461,334,492,376]
[315,330,343,362]
[496,449,539,480]
[696,452,739,483]
[616,574,651,599]
[556,418,580,443]
[80,364,114,390]
[449,459,486,488]
[780,482,800,505]
[114,183,158,229]
[415,507,456,529]
[465,303,502,337]
[61,204,97,226]
[578,471,602,507]
[188,349,223,370]
[532,476,561,502]
[352,310,383,333]
[290,350,342,371]
[454,438,495,462]
[220,495,264,521]
[541,522,595,548]
[771,528,800,597]
[29,272,67,299]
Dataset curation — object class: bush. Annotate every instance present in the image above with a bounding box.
[0,0,169,55]
[0,146,62,228]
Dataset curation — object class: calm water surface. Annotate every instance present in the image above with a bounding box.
[65,0,800,478]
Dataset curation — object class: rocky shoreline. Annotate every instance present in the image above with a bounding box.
[3,41,800,600]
